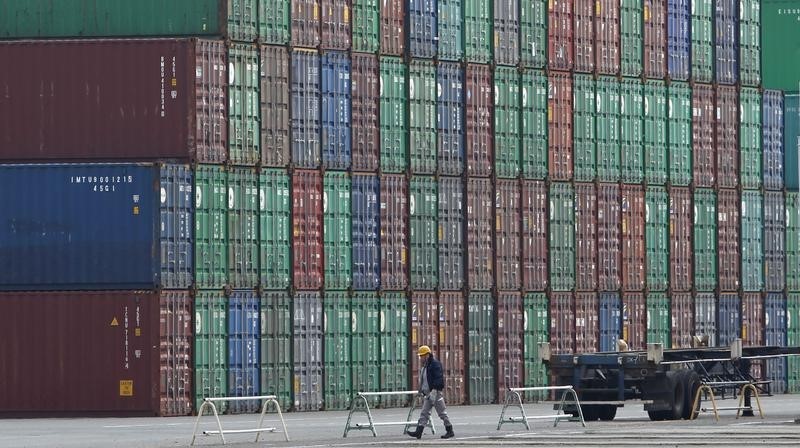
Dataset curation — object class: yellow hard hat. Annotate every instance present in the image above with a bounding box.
[418,345,431,356]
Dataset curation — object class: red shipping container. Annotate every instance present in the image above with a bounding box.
[574,0,595,73]
[598,183,621,292]
[411,292,439,396]
[575,183,598,291]
[548,71,573,180]
[715,85,739,189]
[643,0,666,79]
[465,64,493,177]
[292,0,321,48]
[497,292,524,402]
[596,0,621,75]
[621,185,645,291]
[623,293,646,351]
[575,292,599,353]
[671,292,694,348]
[321,0,351,50]
[293,170,324,290]
[742,293,764,380]
[669,186,692,291]
[467,178,494,291]
[496,180,522,290]
[380,0,405,56]
[692,84,715,187]
[439,292,466,405]
[261,45,291,167]
[380,175,408,290]
[522,180,549,291]
[351,54,380,172]
[548,0,574,70]
[0,39,226,163]
[550,292,575,354]
[717,189,740,292]
[0,291,191,416]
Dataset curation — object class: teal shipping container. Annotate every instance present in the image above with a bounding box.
[621,78,645,184]
[261,291,293,411]
[195,165,228,290]
[228,168,260,289]
[259,169,291,290]
[409,60,438,174]
[380,57,408,173]
[380,292,409,407]
[409,176,439,290]
[549,183,576,291]
[788,193,800,292]
[693,189,717,292]
[741,191,764,292]
[194,291,228,414]
[468,292,496,405]
[438,0,463,60]
[667,82,692,186]
[323,291,352,410]
[573,74,597,182]
[228,43,261,166]
[646,293,670,348]
[495,67,522,178]
[523,293,549,401]
[351,293,381,405]
[596,76,621,182]
[323,172,352,290]
[645,187,669,291]
[520,0,547,68]
[521,69,549,179]
[785,95,800,191]
[643,80,667,185]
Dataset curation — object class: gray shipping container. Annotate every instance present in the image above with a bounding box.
[261,45,291,167]
[291,50,321,168]
[765,293,787,394]
[467,178,494,291]
[717,294,741,347]
[695,293,717,347]
[293,292,323,411]
[496,180,522,290]
[494,0,520,66]
[438,177,464,290]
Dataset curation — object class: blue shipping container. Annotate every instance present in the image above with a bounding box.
[321,51,352,170]
[408,0,438,58]
[714,0,738,85]
[763,90,785,191]
[717,294,740,347]
[291,50,321,168]
[599,293,621,352]
[765,293,787,394]
[0,163,192,291]
[784,95,799,191]
[437,62,465,176]
[351,175,381,290]
[228,290,261,413]
[667,0,690,81]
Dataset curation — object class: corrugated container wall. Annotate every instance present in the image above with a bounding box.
[791,294,800,393]
[351,292,380,407]
[600,293,623,352]
[647,293,671,348]
[260,45,291,167]
[468,292,496,405]
[523,293,550,396]
[715,86,739,189]
[380,57,408,173]
[548,72,573,180]
[520,0,547,68]
[714,0,738,85]
[195,165,228,290]
[496,180,522,290]
[438,0,463,61]
[596,0,621,75]
[621,186,645,291]
[691,0,713,83]
[409,176,439,290]
[717,294,741,347]
[739,0,760,86]
[763,90,785,191]
[439,177,465,290]
[621,0,643,76]
[765,294,787,393]
[645,187,669,291]
[228,43,260,167]
[439,291,467,405]
[622,293,645,350]
[0,39,226,163]
[739,88,762,189]
[380,293,409,407]
[292,170,324,290]
[597,184,621,292]
[292,0,321,48]
[622,79,645,185]
[671,292,694,348]
[522,181,548,291]
[260,291,293,411]
[575,292,599,353]
[786,95,800,191]
[411,292,438,395]
[692,84,715,187]
[409,60,438,174]
[522,70,549,179]
[494,0,520,66]
[693,189,717,292]
[667,0,690,80]
[438,62,465,176]
[574,0,595,73]
[353,0,379,53]
[764,192,786,292]
[321,0,351,50]
[261,0,291,44]
[323,172,352,290]
[497,292,524,401]
[294,292,323,411]
[694,293,716,347]
[643,80,667,184]
[741,191,764,292]
[717,189,740,292]
[548,0,574,70]
[291,50,321,169]
[464,0,492,63]
[669,187,692,291]
[466,64,494,177]
[380,175,408,290]
[351,175,381,290]
[467,178,494,291]
[596,77,621,182]
[550,292,575,354]
[788,193,800,292]
[495,67,521,178]
[667,82,693,186]
[195,291,227,413]
[742,292,764,349]
[643,0,667,79]
[575,183,598,291]
[573,74,596,182]
[259,169,292,290]
[550,183,576,291]
[228,291,260,413]
[321,52,352,170]
[323,292,352,410]
[351,54,380,172]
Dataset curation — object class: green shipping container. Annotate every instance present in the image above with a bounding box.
[260,0,291,44]
[380,292,409,407]
[789,294,800,392]
[693,189,717,292]
[195,165,228,290]
[643,80,667,185]
[739,0,761,86]
[194,290,228,414]
[260,291,293,411]
[762,1,800,91]
[740,88,762,189]
[549,183,576,291]
[523,293,549,401]
[787,193,800,291]
[621,78,645,184]
[324,291,352,410]
[352,0,379,53]
[229,43,261,166]
[741,191,764,292]
[380,57,408,173]
[0,0,260,41]
[621,0,643,76]
[409,176,438,289]
[259,169,291,289]
[495,67,522,178]
[573,74,597,182]
[463,0,492,63]
[646,293,671,348]
[351,292,381,407]
[596,76,621,182]
[228,168,260,288]
[468,292,496,405]
[324,172,352,290]
[520,0,547,68]
[668,82,692,186]
[646,186,669,291]
[409,61,437,174]
[521,70,548,179]
[438,0,464,61]
[691,0,714,83]
[784,95,799,191]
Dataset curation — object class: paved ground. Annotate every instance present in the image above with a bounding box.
[2,395,799,447]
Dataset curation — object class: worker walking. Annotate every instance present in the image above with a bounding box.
[408,345,454,439]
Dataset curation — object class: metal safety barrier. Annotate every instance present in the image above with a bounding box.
[342,391,436,438]
[497,385,586,430]
[190,395,289,445]
[689,381,764,422]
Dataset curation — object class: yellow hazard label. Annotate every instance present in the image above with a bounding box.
[133,206,140,215]
[644,6,651,22]
[742,325,747,340]
[439,328,445,344]
[120,380,133,396]
[294,376,300,393]
[135,327,141,337]
[548,104,553,122]
[110,317,119,326]
[596,1,601,15]
[171,78,177,87]
[623,325,629,342]
[412,329,418,344]
[549,0,554,11]
[496,215,501,231]
[344,7,349,23]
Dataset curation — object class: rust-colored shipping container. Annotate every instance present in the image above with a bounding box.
[715,85,739,189]
[351,53,380,172]
[467,178,494,291]
[574,0,595,73]
[0,291,191,416]
[671,292,694,348]
[465,64,493,177]
[292,0,321,48]
[623,292,646,350]
[380,175,408,290]
[522,180,548,291]
[548,71,573,180]
[621,185,645,291]
[598,184,621,292]
[261,45,290,167]
[692,84,715,187]
[496,180,521,290]
[575,292,599,353]
[550,292,575,354]
[643,0,666,78]
[439,292,466,405]
[596,0,621,75]
[497,292,523,402]
[380,0,405,56]
[575,183,598,291]
[548,0,574,70]
[411,291,439,397]
[0,39,226,163]
[717,189,740,292]
[292,170,324,290]
[742,293,764,379]
[321,0,351,50]
[669,187,692,292]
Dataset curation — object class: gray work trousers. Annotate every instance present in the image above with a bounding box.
[417,389,451,427]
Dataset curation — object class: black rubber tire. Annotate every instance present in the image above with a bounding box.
[667,371,686,420]
[581,405,600,421]
[682,370,701,420]
[598,405,617,421]
[647,409,667,421]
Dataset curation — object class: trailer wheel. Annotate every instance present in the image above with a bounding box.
[681,370,701,420]
[647,409,667,421]
[598,405,617,421]
[580,405,600,421]
[667,371,685,420]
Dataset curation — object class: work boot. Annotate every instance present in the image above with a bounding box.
[441,425,454,439]
[407,425,424,439]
